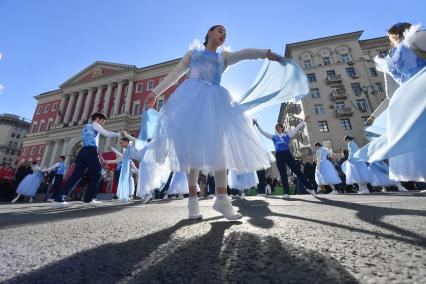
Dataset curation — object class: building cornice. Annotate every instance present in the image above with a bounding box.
[285,31,364,57]
[359,36,390,49]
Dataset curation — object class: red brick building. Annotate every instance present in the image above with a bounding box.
[19,59,182,169]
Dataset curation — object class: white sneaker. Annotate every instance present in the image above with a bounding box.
[283,194,290,199]
[329,190,339,195]
[240,193,246,200]
[83,200,102,207]
[213,197,242,220]
[142,195,153,204]
[306,189,317,196]
[397,185,408,192]
[163,194,169,200]
[358,187,370,194]
[11,196,19,203]
[421,189,426,193]
[52,201,72,209]
[188,197,202,219]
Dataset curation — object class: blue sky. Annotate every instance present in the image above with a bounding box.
[0,0,424,149]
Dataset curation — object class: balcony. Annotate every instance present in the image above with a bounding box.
[285,103,302,115]
[326,74,342,84]
[288,116,303,127]
[335,107,353,118]
[329,91,348,101]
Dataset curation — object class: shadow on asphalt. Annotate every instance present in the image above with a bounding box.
[232,197,426,247]
[0,201,144,228]
[3,217,357,284]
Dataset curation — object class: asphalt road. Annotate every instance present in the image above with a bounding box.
[0,192,425,284]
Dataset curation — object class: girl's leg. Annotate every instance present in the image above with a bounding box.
[212,170,242,220]
[187,169,202,219]
[11,194,21,203]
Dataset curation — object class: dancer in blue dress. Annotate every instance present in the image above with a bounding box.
[145,25,291,220]
[314,143,341,194]
[355,23,426,182]
[228,170,259,199]
[11,161,44,203]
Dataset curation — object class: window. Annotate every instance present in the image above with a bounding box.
[9,141,12,147]
[369,68,378,77]
[378,50,388,58]
[160,78,164,83]
[340,119,352,130]
[303,59,313,68]
[44,104,50,113]
[346,67,357,78]
[14,142,17,147]
[335,101,346,110]
[133,102,140,115]
[52,102,58,111]
[36,106,42,114]
[307,73,316,83]
[326,70,336,77]
[340,53,351,63]
[314,104,325,115]
[31,123,38,133]
[322,57,332,65]
[16,134,20,139]
[31,146,36,155]
[147,80,154,90]
[39,121,45,132]
[351,83,362,95]
[11,133,15,138]
[318,121,329,132]
[23,148,28,156]
[47,119,53,131]
[311,88,320,98]
[356,99,368,111]
[157,97,164,110]
[375,82,384,92]
[38,146,44,155]
[362,116,370,124]
[136,82,143,93]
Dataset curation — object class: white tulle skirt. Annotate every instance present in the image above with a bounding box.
[136,162,169,197]
[228,170,259,191]
[148,79,272,174]
[16,172,43,197]
[342,160,372,185]
[315,160,341,185]
[368,163,398,186]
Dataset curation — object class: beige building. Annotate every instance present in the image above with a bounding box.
[0,114,30,166]
[280,31,390,159]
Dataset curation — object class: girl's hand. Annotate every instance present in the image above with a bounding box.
[266,50,282,62]
[146,92,157,108]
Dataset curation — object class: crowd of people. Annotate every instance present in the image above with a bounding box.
[1,22,425,222]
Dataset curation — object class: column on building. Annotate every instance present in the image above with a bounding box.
[102,83,114,116]
[80,88,94,123]
[41,141,52,167]
[113,82,124,116]
[54,95,67,125]
[61,138,71,165]
[93,86,103,113]
[48,140,60,166]
[71,90,85,125]
[63,93,76,125]
[124,80,134,114]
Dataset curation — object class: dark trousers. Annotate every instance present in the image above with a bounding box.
[55,147,101,203]
[50,174,63,199]
[306,174,318,191]
[256,170,266,194]
[276,150,312,194]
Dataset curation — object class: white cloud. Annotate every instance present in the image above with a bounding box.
[0,84,4,94]
[0,52,2,61]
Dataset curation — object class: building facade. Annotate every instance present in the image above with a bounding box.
[280,31,390,159]
[19,59,183,168]
[0,114,30,166]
